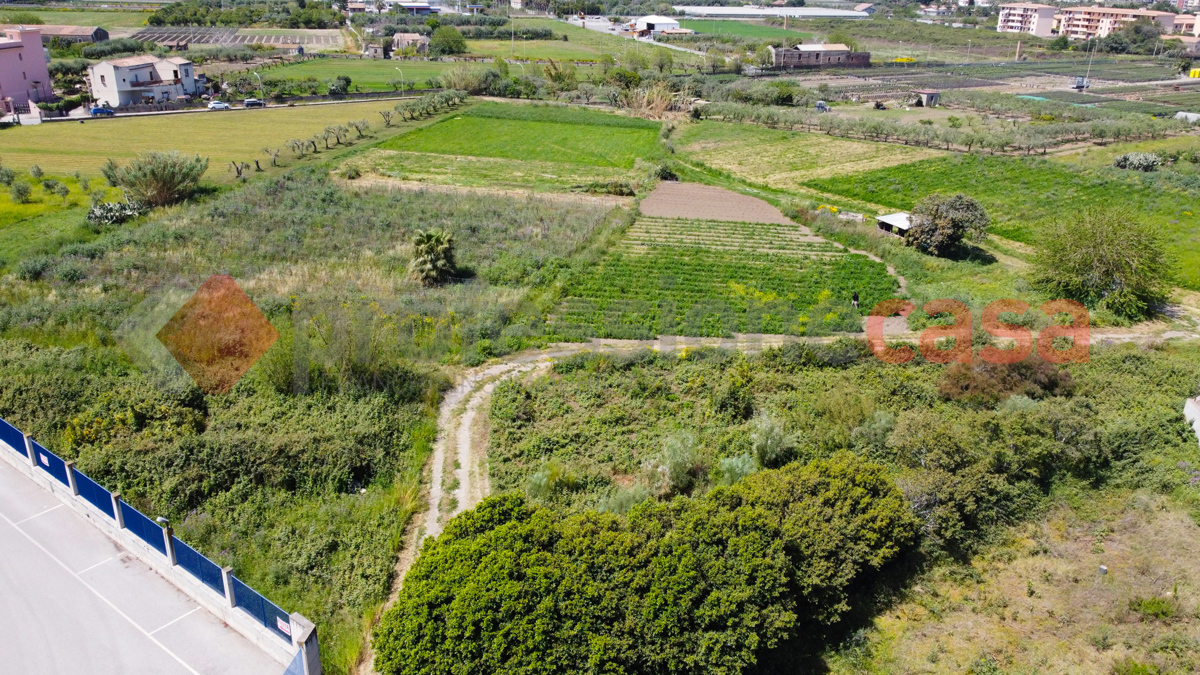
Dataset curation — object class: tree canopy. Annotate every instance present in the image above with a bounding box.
[907,192,990,256]
[1032,206,1175,319]
[372,453,917,675]
[429,25,467,56]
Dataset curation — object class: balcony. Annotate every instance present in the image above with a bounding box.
[125,78,182,89]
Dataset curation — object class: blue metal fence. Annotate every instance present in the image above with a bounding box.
[120,500,167,556]
[0,414,301,659]
[31,440,69,487]
[0,418,24,458]
[282,647,305,675]
[232,576,292,643]
[73,468,115,518]
[174,536,225,596]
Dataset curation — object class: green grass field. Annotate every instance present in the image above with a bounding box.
[676,121,943,190]
[0,171,122,271]
[256,59,456,91]
[803,154,1200,289]
[381,102,661,168]
[679,19,812,40]
[517,17,702,65]
[0,100,424,180]
[0,9,151,29]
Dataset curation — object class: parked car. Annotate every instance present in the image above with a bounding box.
[208,101,232,110]
[89,107,115,117]
[242,98,265,108]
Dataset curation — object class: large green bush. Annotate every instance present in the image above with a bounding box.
[100,151,209,207]
[373,453,917,675]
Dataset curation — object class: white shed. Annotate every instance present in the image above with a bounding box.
[634,15,680,33]
[876,212,911,236]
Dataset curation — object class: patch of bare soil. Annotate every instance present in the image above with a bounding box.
[639,181,795,225]
[348,176,635,208]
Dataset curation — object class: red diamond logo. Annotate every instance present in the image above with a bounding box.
[156,275,279,394]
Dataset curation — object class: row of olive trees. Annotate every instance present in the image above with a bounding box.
[695,101,1185,153]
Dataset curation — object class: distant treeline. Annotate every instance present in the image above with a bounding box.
[148,0,344,28]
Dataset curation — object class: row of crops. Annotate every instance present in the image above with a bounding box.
[551,218,897,338]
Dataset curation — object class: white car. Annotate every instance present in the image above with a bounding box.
[208,101,232,110]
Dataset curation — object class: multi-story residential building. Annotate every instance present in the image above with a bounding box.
[1057,6,1177,40]
[1172,13,1196,33]
[88,54,198,107]
[997,3,1058,37]
[0,27,51,115]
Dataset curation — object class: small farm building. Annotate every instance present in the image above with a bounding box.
[0,24,108,44]
[876,213,911,237]
[634,15,681,33]
[912,89,940,106]
[393,32,430,52]
[770,43,870,68]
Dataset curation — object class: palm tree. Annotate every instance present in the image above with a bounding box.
[408,229,456,286]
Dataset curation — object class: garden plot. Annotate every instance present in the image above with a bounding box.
[552,183,897,338]
[357,102,664,194]
[676,121,943,189]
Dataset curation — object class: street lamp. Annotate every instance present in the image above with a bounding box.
[395,67,405,96]
[253,71,264,100]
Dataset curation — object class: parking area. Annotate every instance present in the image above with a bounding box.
[0,459,281,675]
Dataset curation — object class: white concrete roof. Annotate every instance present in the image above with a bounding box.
[673,5,869,18]
[876,213,911,230]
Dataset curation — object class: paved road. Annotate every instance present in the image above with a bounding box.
[0,458,281,675]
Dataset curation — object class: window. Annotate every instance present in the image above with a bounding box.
[18,53,22,61]
[101,75,106,85]
[173,69,179,79]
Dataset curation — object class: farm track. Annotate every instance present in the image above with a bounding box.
[360,313,1200,674]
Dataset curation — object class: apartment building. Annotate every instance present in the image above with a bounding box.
[1172,13,1196,33]
[997,3,1058,37]
[1057,6,1177,40]
[0,27,51,114]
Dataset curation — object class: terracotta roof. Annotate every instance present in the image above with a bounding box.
[105,54,164,67]
[0,24,100,36]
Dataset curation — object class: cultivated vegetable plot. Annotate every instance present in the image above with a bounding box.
[553,217,896,338]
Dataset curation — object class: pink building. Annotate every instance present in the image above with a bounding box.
[0,27,51,115]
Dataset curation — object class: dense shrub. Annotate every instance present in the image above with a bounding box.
[373,453,917,675]
[938,355,1075,407]
[8,181,31,204]
[86,200,147,226]
[1113,152,1162,171]
[100,152,208,207]
[1033,206,1175,318]
[81,38,151,60]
